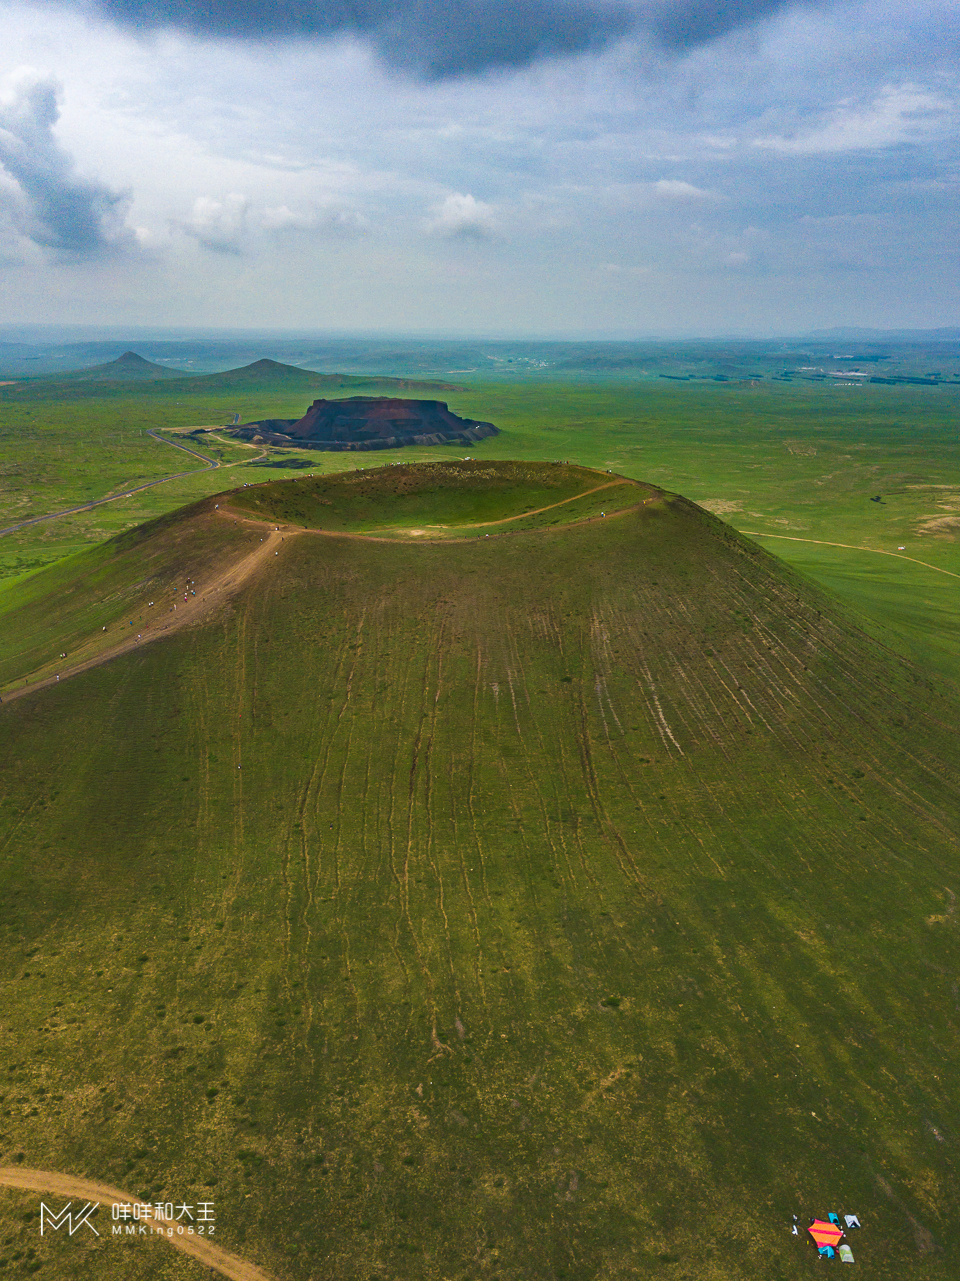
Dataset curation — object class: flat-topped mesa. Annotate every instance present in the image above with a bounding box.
[231,396,498,452]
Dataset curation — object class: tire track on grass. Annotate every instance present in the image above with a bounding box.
[463,646,491,1016]
[741,530,960,580]
[295,608,367,1054]
[332,612,369,1040]
[389,625,446,1057]
[410,616,454,1059]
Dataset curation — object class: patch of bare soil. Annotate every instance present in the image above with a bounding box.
[916,515,960,538]
[697,500,743,515]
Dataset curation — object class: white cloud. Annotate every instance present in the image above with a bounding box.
[425,192,497,238]
[260,203,368,235]
[260,204,315,231]
[754,84,954,154]
[179,192,249,252]
[654,178,711,198]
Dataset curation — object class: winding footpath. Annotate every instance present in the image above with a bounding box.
[0,1166,273,1280]
[8,495,951,706]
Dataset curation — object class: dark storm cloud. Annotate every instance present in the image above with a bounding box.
[82,0,810,75]
[647,0,807,49]
[0,71,127,256]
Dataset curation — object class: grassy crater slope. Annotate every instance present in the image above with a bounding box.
[0,462,959,1280]
[227,458,648,536]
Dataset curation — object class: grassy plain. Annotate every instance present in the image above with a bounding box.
[0,465,959,1279]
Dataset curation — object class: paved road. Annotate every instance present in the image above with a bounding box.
[0,431,222,537]
[0,1165,275,1281]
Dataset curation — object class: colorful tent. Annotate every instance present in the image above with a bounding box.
[809,1220,844,1249]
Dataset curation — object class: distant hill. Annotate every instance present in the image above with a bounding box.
[186,358,349,391]
[57,350,185,381]
[0,356,462,400]
[231,394,498,451]
[185,358,461,394]
[806,326,960,341]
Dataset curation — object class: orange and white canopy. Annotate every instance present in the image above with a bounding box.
[808,1220,844,1248]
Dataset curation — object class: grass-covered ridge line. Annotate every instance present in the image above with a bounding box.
[227,459,652,535]
[0,467,958,1278]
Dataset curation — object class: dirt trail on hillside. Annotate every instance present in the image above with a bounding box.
[1,529,283,705]
[0,1166,274,1280]
[219,479,652,547]
[463,478,637,527]
[4,488,660,703]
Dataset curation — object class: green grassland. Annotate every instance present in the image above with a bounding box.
[2,375,960,679]
[0,464,959,1279]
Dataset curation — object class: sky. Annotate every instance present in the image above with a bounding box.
[0,0,957,336]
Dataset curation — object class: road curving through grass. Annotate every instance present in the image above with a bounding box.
[740,530,960,581]
[0,431,267,538]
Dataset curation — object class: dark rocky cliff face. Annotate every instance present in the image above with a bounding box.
[231,396,498,451]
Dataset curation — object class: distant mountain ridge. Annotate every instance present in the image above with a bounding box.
[805,326,960,341]
[192,358,461,393]
[0,354,463,399]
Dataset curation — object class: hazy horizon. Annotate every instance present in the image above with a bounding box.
[2,324,959,347]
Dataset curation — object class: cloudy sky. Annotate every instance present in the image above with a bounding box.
[0,0,957,335]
